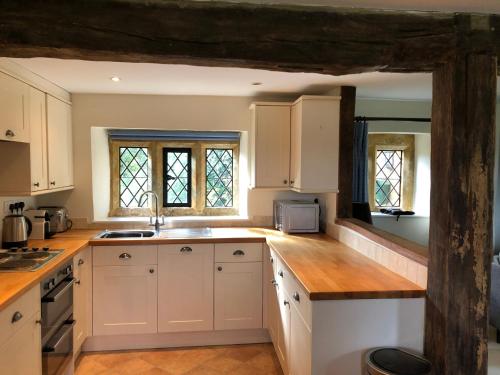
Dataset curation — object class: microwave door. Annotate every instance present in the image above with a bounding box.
[287,206,318,232]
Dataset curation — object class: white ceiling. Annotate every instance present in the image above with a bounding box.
[215,0,500,14]
[11,58,436,100]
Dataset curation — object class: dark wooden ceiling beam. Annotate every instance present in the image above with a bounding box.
[0,0,493,75]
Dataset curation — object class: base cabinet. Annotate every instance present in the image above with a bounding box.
[214,262,263,330]
[158,244,214,333]
[73,247,92,355]
[93,264,157,336]
[0,312,42,375]
[289,303,312,375]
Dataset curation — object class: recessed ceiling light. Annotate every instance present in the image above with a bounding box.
[251,82,263,86]
[110,76,121,82]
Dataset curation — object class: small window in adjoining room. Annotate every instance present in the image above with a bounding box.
[118,146,151,208]
[375,150,403,208]
[163,148,192,208]
[206,148,234,208]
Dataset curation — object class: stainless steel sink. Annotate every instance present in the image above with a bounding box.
[98,230,156,239]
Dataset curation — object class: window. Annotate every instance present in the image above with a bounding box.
[163,148,192,208]
[206,148,233,208]
[109,136,239,217]
[375,150,403,208]
[367,134,414,211]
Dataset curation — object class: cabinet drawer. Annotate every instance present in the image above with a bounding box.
[284,270,312,330]
[0,285,40,347]
[92,245,157,266]
[215,243,262,263]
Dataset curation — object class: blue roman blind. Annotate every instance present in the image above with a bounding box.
[108,129,240,141]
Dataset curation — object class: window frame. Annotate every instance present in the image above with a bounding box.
[374,149,404,208]
[367,134,415,211]
[109,139,239,217]
[163,147,193,208]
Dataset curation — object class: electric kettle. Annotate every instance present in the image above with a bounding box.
[2,214,32,248]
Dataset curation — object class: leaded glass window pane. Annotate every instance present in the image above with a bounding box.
[375,150,403,208]
[119,147,150,208]
[206,149,233,208]
[163,148,192,207]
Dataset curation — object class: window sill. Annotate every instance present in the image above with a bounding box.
[94,215,250,224]
[371,212,430,219]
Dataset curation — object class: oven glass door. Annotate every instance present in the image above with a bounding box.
[42,320,74,375]
[41,275,74,340]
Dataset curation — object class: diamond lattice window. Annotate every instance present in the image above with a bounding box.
[119,147,150,208]
[375,150,403,208]
[163,148,192,207]
[206,149,233,208]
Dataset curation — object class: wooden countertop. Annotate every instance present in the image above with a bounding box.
[0,228,424,311]
[0,230,100,312]
[267,232,425,300]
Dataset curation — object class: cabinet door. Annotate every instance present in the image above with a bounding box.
[47,95,73,189]
[158,244,214,333]
[253,105,291,188]
[276,287,291,375]
[267,278,279,343]
[74,247,92,354]
[0,71,30,143]
[0,311,41,375]
[289,304,312,375]
[214,262,262,330]
[29,87,48,192]
[93,265,157,336]
[289,102,301,189]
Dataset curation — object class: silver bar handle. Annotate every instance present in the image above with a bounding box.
[119,253,132,260]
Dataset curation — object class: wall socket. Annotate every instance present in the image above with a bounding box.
[2,199,30,215]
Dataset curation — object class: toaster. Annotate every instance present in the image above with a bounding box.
[273,200,320,233]
[38,206,73,234]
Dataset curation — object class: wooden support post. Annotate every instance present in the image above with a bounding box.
[336,86,356,218]
[425,54,497,374]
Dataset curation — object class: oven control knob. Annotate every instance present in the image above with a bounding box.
[9,247,18,252]
[43,247,50,251]
[65,265,72,275]
[21,247,29,252]
[32,247,39,251]
[45,278,55,290]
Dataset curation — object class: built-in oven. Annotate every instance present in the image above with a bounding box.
[40,261,75,375]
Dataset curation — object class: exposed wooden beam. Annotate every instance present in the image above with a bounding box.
[0,0,493,75]
[336,86,356,218]
[425,53,497,374]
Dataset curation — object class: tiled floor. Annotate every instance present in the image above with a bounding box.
[75,343,283,375]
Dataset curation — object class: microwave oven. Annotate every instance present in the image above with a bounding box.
[273,200,320,233]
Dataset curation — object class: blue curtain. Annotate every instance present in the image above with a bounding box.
[352,120,369,203]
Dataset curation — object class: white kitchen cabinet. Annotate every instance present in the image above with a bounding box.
[0,285,41,375]
[73,247,92,355]
[47,95,74,189]
[0,311,42,375]
[290,96,340,193]
[0,70,30,143]
[276,287,290,375]
[93,264,157,336]
[289,303,312,375]
[158,244,214,333]
[250,103,292,189]
[214,261,263,330]
[29,87,48,192]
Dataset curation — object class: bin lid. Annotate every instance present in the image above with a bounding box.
[369,348,431,375]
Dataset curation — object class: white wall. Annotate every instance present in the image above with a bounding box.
[43,94,319,226]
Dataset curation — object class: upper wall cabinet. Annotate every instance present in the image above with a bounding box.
[290,96,340,193]
[250,96,340,193]
[0,71,30,143]
[47,95,74,189]
[0,79,73,196]
[250,103,292,189]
